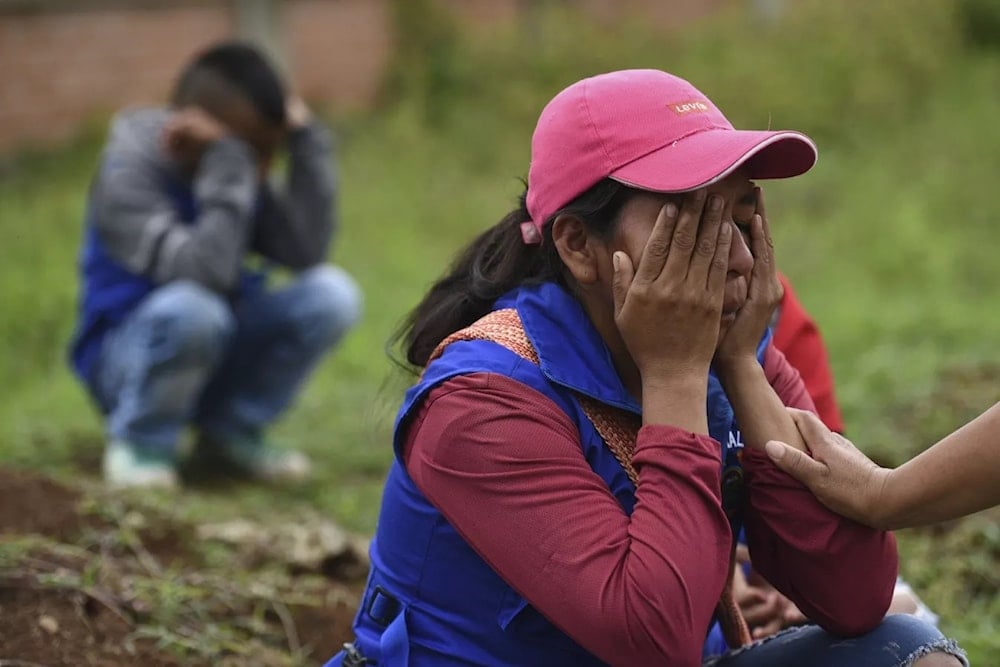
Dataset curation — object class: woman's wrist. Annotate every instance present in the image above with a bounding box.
[640,374,709,434]
[714,354,764,389]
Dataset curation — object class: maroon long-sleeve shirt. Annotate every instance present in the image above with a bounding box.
[403,345,897,665]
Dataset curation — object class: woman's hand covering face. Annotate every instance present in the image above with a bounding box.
[715,187,784,367]
[611,189,733,385]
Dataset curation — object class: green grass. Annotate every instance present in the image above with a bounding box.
[1,0,998,662]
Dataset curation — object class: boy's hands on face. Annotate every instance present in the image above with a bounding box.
[161,107,229,166]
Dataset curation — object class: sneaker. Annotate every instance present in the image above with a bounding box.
[103,441,180,490]
[193,434,312,483]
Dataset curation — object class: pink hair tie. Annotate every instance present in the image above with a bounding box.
[520,221,542,245]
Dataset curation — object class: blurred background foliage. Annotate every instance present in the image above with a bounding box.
[1,0,998,661]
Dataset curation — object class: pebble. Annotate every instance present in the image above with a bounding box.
[38,614,59,634]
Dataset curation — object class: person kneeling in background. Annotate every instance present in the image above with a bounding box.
[68,41,361,490]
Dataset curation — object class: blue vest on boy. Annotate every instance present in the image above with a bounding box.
[69,172,264,392]
[330,282,769,666]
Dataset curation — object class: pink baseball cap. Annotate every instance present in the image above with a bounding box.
[524,69,817,236]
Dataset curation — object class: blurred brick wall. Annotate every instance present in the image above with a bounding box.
[0,3,233,153]
[0,0,393,154]
[286,0,390,113]
[448,0,724,30]
[0,0,724,155]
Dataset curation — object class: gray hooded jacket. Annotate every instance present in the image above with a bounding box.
[89,107,338,294]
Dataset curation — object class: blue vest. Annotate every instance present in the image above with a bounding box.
[330,282,769,666]
[69,171,264,391]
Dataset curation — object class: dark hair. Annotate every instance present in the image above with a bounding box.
[171,41,287,126]
[392,178,636,369]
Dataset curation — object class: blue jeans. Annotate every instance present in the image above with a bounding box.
[704,615,967,667]
[326,615,966,667]
[90,265,361,455]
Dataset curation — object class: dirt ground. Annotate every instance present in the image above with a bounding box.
[0,468,363,666]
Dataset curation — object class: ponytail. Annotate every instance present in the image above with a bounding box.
[391,179,634,369]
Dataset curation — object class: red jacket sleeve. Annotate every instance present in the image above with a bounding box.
[745,345,899,636]
[773,273,845,433]
[403,372,730,667]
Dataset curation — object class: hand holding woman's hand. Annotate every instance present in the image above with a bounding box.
[765,408,892,528]
[715,187,783,369]
[611,190,732,387]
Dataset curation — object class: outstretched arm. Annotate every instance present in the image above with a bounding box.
[766,404,1000,530]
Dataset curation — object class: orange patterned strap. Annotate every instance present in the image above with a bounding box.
[428,308,751,648]
[431,309,641,484]
[430,309,540,365]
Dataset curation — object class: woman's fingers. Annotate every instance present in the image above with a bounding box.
[631,189,728,292]
[742,591,784,629]
[753,187,782,287]
[746,186,779,298]
[632,202,680,284]
[782,603,807,626]
[682,193,726,285]
[744,212,776,305]
[748,214,772,276]
[734,544,751,565]
[660,190,714,283]
[611,251,636,320]
[754,185,767,224]
[707,217,732,294]
[613,188,731,387]
[752,617,785,640]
